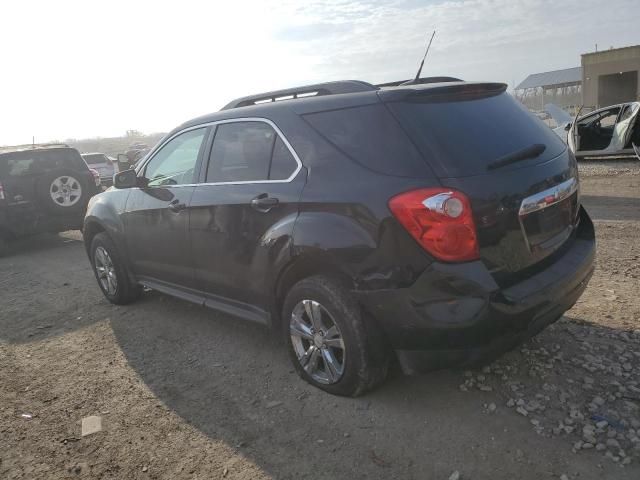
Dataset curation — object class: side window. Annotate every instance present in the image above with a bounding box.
[303,103,426,177]
[270,136,298,180]
[144,128,206,187]
[206,121,298,183]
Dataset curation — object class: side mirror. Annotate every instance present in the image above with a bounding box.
[113,169,138,189]
[564,123,571,132]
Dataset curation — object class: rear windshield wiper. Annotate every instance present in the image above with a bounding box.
[487,144,546,170]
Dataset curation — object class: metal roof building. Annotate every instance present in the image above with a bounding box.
[515,67,583,113]
[515,67,583,90]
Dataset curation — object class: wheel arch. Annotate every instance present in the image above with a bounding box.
[273,253,355,328]
[83,218,106,256]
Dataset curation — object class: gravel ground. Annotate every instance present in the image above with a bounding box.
[1,160,639,479]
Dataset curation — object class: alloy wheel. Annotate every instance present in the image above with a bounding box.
[94,246,117,295]
[50,176,82,206]
[290,299,346,384]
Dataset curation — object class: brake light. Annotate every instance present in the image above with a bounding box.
[89,168,101,187]
[0,182,4,200]
[388,188,479,262]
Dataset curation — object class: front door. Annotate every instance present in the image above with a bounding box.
[123,127,208,288]
[189,120,305,315]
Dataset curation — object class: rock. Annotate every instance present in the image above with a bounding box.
[506,399,515,408]
[81,415,102,437]
[606,438,620,449]
[592,396,605,406]
[530,419,540,427]
[596,443,606,451]
[582,442,594,449]
[516,406,528,417]
[478,384,493,392]
[595,420,608,429]
[142,466,148,472]
[265,401,283,409]
[487,403,496,413]
[448,471,461,480]
[560,475,569,480]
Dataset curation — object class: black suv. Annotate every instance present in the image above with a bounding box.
[83,79,595,396]
[0,144,100,255]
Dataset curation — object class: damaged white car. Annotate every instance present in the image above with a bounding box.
[548,102,640,160]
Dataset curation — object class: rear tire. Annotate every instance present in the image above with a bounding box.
[282,275,389,396]
[90,232,141,305]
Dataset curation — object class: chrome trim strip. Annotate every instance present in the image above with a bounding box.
[518,177,578,217]
[136,117,303,186]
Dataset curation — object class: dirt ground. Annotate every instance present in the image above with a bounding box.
[1,160,639,480]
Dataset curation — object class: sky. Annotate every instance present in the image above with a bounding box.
[0,0,637,145]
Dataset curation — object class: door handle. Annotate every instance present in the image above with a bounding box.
[168,199,187,212]
[251,194,279,212]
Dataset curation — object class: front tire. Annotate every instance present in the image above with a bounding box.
[90,232,141,305]
[282,275,389,396]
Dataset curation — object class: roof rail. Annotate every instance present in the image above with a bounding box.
[376,76,463,88]
[221,80,378,110]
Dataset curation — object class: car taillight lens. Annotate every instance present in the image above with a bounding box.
[89,168,101,187]
[0,182,4,200]
[388,188,479,262]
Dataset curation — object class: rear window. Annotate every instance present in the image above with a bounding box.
[387,92,567,177]
[303,103,430,177]
[0,148,87,178]
[82,153,108,165]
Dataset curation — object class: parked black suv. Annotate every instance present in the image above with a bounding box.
[0,144,100,255]
[83,79,595,396]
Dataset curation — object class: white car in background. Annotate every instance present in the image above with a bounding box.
[546,102,640,160]
[81,153,116,186]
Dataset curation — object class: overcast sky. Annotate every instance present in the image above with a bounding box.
[0,0,637,145]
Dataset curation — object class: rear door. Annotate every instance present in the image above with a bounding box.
[189,119,305,315]
[382,86,580,281]
[123,127,209,288]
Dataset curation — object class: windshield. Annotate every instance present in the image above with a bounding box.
[387,91,567,177]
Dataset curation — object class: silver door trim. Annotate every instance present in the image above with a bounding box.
[136,117,303,187]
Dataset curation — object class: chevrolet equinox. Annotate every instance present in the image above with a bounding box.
[83,78,595,396]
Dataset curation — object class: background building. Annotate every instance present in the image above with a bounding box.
[582,45,640,109]
[516,44,640,113]
[515,67,582,113]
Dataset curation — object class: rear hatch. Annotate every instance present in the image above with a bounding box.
[381,83,580,282]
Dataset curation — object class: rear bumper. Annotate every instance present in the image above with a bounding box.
[355,207,595,373]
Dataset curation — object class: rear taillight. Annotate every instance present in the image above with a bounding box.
[388,188,479,262]
[89,168,101,187]
[0,182,4,200]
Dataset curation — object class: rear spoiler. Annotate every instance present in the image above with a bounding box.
[376,76,463,88]
[378,82,507,103]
